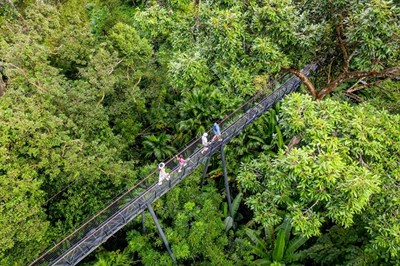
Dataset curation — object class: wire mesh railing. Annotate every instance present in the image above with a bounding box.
[30,63,317,266]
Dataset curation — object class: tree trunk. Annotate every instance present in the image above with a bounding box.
[0,80,5,96]
[283,67,317,99]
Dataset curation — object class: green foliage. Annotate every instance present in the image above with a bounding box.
[0,3,135,264]
[304,225,373,266]
[365,80,400,114]
[109,22,152,66]
[91,250,130,266]
[295,0,400,70]
[88,4,110,36]
[249,0,310,68]
[238,93,400,261]
[175,86,230,143]
[272,229,285,261]
[223,192,243,231]
[292,0,400,99]
[168,51,212,91]
[118,172,232,265]
[2,0,398,265]
[48,0,95,76]
[245,217,308,265]
[227,108,283,166]
[344,0,400,70]
[142,133,176,161]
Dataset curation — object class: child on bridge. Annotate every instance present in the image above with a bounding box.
[176,154,187,172]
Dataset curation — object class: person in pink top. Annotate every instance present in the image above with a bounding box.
[176,154,187,172]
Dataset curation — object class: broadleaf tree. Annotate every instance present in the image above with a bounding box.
[238,93,400,262]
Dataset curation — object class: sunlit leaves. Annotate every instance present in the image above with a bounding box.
[109,22,152,66]
[168,51,212,91]
[0,4,135,264]
[142,133,176,161]
[345,0,400,70]
[252,37,289,73]
[121,173,231,265]
[238,93,400,259]
[175,86,225,142]
[48,0,95,74]
[80,48,117,95]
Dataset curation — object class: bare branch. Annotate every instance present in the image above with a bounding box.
[327,60,333,84]
[346,79,385,93]
[303,200,320,214]
[336,22,350,72]
[346,77,366,93]
[344,91,362,102]
[317,66,400,99]
[358,154,370,169]
[0,80,6,96]
[132,76,142,90]
[96,91,105,108]
[286,135,302,154]
[108,59,124,75]
[348,50,357,64]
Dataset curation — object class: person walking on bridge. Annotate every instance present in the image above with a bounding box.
[158,162,170,185]
[201,132,209,154]
[176,154,187,172]
[212,121,222,142]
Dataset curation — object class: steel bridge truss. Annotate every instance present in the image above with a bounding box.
[31,63,317,266]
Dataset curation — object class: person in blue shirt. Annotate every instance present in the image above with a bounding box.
[212,122,222,142]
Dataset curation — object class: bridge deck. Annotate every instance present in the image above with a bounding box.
[31,63,317,266]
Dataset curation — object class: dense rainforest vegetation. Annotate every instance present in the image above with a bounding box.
[0,0,399,265]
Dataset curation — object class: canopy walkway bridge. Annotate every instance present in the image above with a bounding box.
[30,63,317,266]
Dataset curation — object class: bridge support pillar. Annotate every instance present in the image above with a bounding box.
[146,203,177,264]
[200,156,211,188]
[221,145,233,224]
[142,211,146,234]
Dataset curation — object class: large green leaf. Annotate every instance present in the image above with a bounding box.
[254,258,272,265]
[275,125,283,150]
[264,223,275,247]
[245,228,268,254]
[231,192,243,218]
[272,229,286,262]
[284,236,308,261]
[274,217,292,244]
[224,216,233,232]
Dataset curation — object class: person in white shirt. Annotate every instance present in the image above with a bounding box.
[158,162,170,185]
[201,132,209,154]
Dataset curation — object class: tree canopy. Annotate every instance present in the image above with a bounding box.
[0,0,399,265]
[238,93,400,262]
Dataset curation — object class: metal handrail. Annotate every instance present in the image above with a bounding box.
[30,63,317,266]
